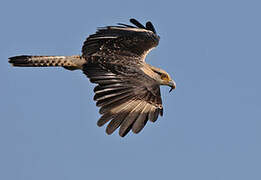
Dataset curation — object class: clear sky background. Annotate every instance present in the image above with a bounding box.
[0,0,260,179]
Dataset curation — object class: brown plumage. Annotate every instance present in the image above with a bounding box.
[8,18,176,137]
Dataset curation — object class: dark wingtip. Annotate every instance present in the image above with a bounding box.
[119,125,132,137]
[130,18,146,29]
[129,18,157,34]
[146,21,156,34]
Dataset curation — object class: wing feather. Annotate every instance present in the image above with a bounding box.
[94,88,133,101]
[148,107,160,122]
[96,92,134,108]
[94,84,127,94]
[130,18,146,29]
[105,99,137,134]
[83,62,163,136]
[97,112,115,127]
[132,104,150,133]
[94,87,129,100]
[82,18,160,61]
[99,94,135,114]
[119,101,143,137]
[106,111,129,135]
[146,21,157,34]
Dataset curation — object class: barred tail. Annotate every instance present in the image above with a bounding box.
[8,55,85,70]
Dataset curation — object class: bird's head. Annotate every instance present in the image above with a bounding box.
[149,66,176,92]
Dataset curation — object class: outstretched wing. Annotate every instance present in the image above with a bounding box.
[83,60,163,137]
[82,18,160,61]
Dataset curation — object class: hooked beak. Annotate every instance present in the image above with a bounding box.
[168,80,176,93]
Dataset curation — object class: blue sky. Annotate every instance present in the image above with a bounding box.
[1,0,260,179]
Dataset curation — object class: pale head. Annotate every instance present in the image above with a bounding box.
[149,66,176,92]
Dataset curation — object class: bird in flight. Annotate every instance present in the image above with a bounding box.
[9,18,176,137]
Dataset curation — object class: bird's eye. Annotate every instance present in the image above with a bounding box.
[161,74,169,81]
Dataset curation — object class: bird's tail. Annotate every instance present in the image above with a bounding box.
[8,55,86,70]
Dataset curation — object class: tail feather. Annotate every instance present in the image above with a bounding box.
[8,55,85,70]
